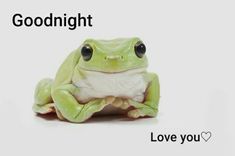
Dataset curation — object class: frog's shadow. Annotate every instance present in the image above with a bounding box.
[86,115,137,123]
[35,113,152,123]
[36,113,58,121]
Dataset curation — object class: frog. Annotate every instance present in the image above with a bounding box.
[33,37,160,123]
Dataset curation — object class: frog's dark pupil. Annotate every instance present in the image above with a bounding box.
[134,41,146,58]
[81,44,93,61]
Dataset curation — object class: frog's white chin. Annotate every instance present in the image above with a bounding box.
[73,67,148,104]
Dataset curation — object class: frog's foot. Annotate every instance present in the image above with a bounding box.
[33,103,55,114]
[127,107,157,118]
[111,98,130,110]
[127,100,158,118]
[127,109,145,118]
[33,103,65,120]
[33,78,54,114]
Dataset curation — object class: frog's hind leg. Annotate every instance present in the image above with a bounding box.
[33,78,55,114]
[33,78,65,120]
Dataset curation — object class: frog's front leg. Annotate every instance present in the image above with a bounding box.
[127,73,160,118]
[52,84,113,123]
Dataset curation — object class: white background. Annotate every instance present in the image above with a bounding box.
[0,0,234,155]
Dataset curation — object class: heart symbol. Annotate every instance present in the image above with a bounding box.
[201,131,212,142]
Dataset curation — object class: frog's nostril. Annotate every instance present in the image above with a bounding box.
[105,55,122,60]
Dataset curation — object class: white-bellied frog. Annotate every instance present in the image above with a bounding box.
[33,37,160,123]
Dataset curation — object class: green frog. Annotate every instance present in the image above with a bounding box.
[33,37,160,123]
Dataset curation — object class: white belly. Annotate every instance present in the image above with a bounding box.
[73,68,148,103]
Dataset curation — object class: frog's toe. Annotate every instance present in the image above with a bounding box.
[33,103,55,114]
[111,98,130,110]
[120,100,130,109]
[105,96,116,104]
[127,109,139,118]
[127,109,144,118]
[112,98,122,107]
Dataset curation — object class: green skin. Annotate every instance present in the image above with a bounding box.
[33,38,160,123]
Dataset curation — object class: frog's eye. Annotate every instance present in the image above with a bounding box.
[81,44,93,61]
[134,41,146,58]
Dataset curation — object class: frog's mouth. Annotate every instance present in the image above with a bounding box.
[78,66,147,74]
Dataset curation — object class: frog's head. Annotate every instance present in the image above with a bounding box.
[77,37,148,73]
